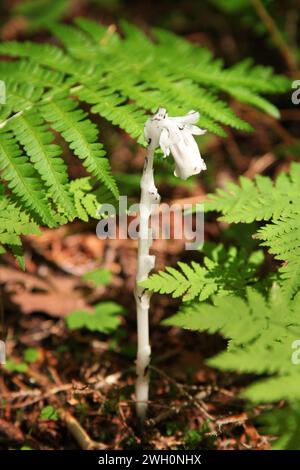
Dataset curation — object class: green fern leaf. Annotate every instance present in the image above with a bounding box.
[141,245,263,301]
[0,130,56,226]
[40,95,118,198]
[164,286,300,402]
[206,163,300,296]
[66,301,123,334]
[12,110,76,218]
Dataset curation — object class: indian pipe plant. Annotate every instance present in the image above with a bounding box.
[135,108,207,420]
[1,18,298,447]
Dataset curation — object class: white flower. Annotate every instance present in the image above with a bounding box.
[144,108,206,180]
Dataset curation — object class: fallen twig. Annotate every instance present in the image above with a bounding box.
[1,384,73,409]
[60,409,107,450]
[150,365,215,421]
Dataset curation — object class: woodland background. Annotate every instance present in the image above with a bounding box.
[0,0,299,450]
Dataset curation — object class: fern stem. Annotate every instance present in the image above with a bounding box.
[0,85,83,130]
[134,140,160,422]
[0,110,25,129]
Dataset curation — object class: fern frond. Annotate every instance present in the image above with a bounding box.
[0,130,56,226]
[48,22,99,60]
[0,41,78,74]
[40,95,118,198]
[66,301,123,334]
[206,173,293,223]
[77,85,147,144]
[153,28,290,94]
[257,209,300,298]
[206,163,300,296]
[0,191,40,251]
[207,162,300,222]
[12,109,76,219]
[68,177,101,222]
[0,18,289,140]
[141,245,263,301]
[4,80,44,112]
[222,85,280,118]
[12,0,71,30]
[0,60,65,88]
[164,286,300,400]
[259,405,300,450]
[0,19,290,257]
[74,17,117,43]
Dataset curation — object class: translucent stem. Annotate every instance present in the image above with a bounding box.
[134,142,160,421]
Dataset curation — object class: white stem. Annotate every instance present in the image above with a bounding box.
[134,141,160,421]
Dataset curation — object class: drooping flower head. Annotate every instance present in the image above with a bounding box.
[144,108,206,180]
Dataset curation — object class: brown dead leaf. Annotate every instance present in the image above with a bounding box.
[26,227,105,275]
[0,265,91,317]
[12,291,89,317]
[0,418,24,442]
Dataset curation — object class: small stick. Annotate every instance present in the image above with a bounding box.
[1,384,73,409]
[60,409,106,450]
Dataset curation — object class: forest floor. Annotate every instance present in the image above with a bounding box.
[0,220,274,450]
[0,44,294,455]
[1,0,299,451]
[1,106,288,449]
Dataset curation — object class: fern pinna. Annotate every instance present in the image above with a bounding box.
[144,163,300,449]
[0,18,289,258]
[164,287,300,450]
[206,162,300,298]
[141,244,264,301]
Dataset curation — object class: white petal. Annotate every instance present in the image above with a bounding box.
[171,110,200,126]
[185,110,200,124]
[171,129,206,180]
[159,128,170,157]
[187,124,207,135]
[165,121,182,145]
[145,108,206,180]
